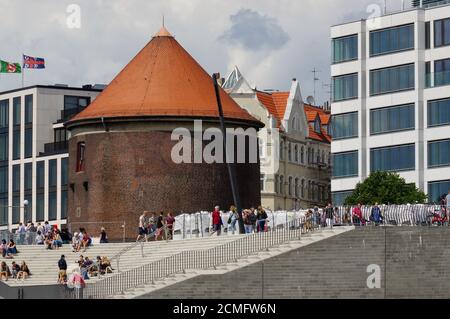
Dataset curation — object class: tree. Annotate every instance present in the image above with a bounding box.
[344,171,427,205]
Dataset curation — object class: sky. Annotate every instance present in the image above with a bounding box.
[0,0,411,105]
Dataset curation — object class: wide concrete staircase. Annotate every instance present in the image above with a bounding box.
[4,235,244,287]
[106,226,354,299]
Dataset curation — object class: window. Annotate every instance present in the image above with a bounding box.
[0,166,8,194]
[62,157,68,185]
[0,100,8,129]
[24,196,32,223]
[295,178,299,197]
[331,112,358,139]
[428,180,450,204]
[0,165,7,226]
[370,104,415,135]
[25,128,32,158]
[434,18,450,48]
[12,165,20,193]
[61,190,68,219]
[12,196,20,224]
[0,197,7,226]
[288,143,292,162]
[13,97,21,126]
[64,96,90,110]
[288,177,293,196]
[332,34,358,64]
[428,139,450,168]
[24,163,32,223]
[333,73,358,102]
[370,64,415,96]
[314,118,321,133]
[24,163,32,191]
[370,144,415,172]
[25,95,33,124]
[49,159,57,187]
[49,192,57,221]
[279,176,285,195]
[36,161,45,189]
[294,145,299,163]
[332,151,358,178]
[425,22,431,49]
[13,130,20,160]
[301,147,305,164]
[0,133,8,162]
[433,58,450,87]
[301,179,305,198]
[428,98,450,127]
[36,193,44,222]
[332,190,354,206]
[370,24,414,56]
[76,142,86,172]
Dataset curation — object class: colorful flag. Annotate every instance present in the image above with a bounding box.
[23,54,45,69]
[0,60,21,73]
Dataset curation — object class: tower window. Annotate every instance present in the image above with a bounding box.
[76,142,86,172]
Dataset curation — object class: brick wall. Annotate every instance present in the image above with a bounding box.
[140,227,450,299]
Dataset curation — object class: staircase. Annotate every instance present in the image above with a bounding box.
[4,235,243,287]
[98,226,354,299]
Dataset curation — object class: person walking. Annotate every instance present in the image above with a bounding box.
[256,206,268,232]
[100,227,108,244]
[211,206,222,236]
[18,223,26,245]
[58,255,67,284]
[136,211,148,242]
[352,203,364,226]
[243,210,254,235]
[155,212,165,241]
[228,206,239,235]
[370,203,383,226]
[165,212,175,240]
[324,203,334,229]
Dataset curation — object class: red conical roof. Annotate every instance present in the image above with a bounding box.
[68,27,260,126]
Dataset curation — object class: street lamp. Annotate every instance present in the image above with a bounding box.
[23,200,29,224]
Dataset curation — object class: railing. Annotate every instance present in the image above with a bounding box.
[426,71,450,88]
[71,216,309,299]
[42,141,68,156]
[0,231,38,245]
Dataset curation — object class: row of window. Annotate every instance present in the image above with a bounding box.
[333,139,450,178]
[333,17,450,64]
[0,158,68,226]
[331,97,450,140]
[332,179,450,205]
[273,175,329,202]
[279,141,330,166]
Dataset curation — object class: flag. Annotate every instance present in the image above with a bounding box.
[0,60,22,73]
[23,54,45,69]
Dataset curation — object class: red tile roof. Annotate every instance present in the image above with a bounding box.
[256,92,331,143]
[67,27,261,127]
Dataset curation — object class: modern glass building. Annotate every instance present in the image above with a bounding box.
[0,85,102,231]
[330,3,450,205]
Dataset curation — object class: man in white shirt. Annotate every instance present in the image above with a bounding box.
[136,211,148,241]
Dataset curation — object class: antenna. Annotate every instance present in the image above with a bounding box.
[322,82,332,105]
[162,14,165,27]
[311,68,321,102]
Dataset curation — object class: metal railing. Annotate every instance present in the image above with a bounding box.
[426,70,450,88]
[71,216,309,299]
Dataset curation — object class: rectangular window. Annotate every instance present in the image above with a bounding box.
[331,112,358,140]
[62,157,68,185]
[36,161,45,189]
[25,95,33,124]
[12,196,20,224]
[0,165,7,225]
[434,18,450,48]
[76,142,85,172]
[428,180,450,204]
[49,159,57,187]
[24,196,32,223]
[13,97,21,126]
[0,133,8,162]
[36,193,44,222]
[333,73,358,102]
[61,190,68,219]
[48,192,57,221]
[370,104,415,135]
[24,163,32,191]
[12,165,20,193]
[0,197,7,226]
[428,139,450,168]
[25,128,32,158]
[370,23,414,56]
[332,151,358,178]
[370,144,415,172]
[13,130,20,160]
[433,58,450,87]
[370,63,415,96]
[332,34,358,64]
[426,21,431,49]
[332,190,354,206]
[0,99,8,129]
[64,96,90,110]
[0,166,7,194]
[428,98,450,127]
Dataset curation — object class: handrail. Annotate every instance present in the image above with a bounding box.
[77,216,309,299]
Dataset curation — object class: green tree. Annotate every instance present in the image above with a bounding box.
[344,171,427,205]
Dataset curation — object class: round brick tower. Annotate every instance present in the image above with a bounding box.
[65,27,263,240]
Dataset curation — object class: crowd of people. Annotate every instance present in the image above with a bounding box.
[136,211,175,242]
[57,254,113,285]
[0,260,31,281]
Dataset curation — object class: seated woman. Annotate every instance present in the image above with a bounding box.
[100,256,113,274]
[35,231,45,245]
[1,239,12,259]
[81,232,92,252]
[52,232,63,250]
[10,262,20,279]
[0,261,11,281]
[72,232,81,252]
[45,233,54,250]
[17,261,31,280]
[7,240,17,255]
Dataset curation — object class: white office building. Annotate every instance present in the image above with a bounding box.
[330,1,450,205]
[0,85,102,231]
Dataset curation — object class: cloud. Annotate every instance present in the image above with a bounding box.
[220,9,290,51]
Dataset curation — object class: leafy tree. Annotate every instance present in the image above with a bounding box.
[344,171,427,205]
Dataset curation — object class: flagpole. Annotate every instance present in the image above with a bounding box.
[21,53,24,88]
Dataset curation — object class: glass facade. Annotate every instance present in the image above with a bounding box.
[25,95,33,124]
[0,99,8,163]
[333,73,358,102]
[428,98,450,127]
[434,18,450,47]
[428,180,450,204]
[433,58,450,87]
[332,151,358,178]
[370,64,415,96]
[0,165,7,226]
[428,139,450,168]
[12,165,20,193]
[370,144,415,172]
[370,24,414,56]
[12,196,20,224]
[48,159,57,221]
[370,104,415,135]
[332,34,358,64]
[332,190,354,206]
[331,112,358,140]
[13,130,20,160]
[36,161,45,222]
[13,97,20,126]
